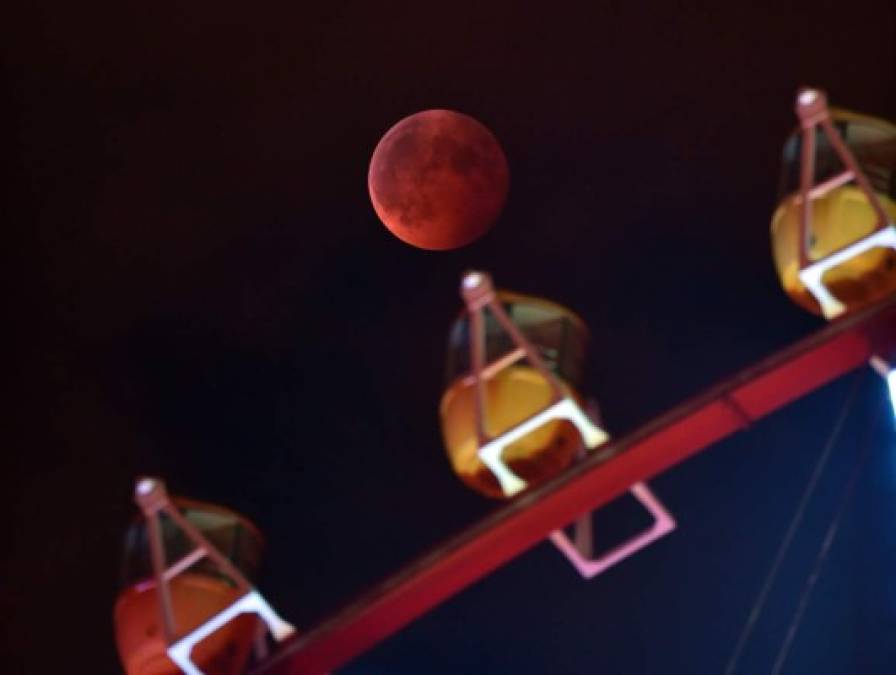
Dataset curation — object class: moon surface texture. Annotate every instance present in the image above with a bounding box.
[368,109,509,250]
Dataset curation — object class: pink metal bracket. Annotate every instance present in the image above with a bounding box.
[548,403,675,579]
[134,477,295,675]
[549,482,676,579]
[794,87,895,319]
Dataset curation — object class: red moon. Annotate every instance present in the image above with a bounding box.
[368,110,509,250]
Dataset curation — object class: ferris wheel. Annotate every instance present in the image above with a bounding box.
[112,88,896,675]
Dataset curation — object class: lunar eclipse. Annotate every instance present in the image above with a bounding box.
[368,109,509,250]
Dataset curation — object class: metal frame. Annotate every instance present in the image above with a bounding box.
[549,402,676,579]
[255,295,896,675]
[134,477,295,675]
[549,482,676,579]
[460,271,609,496]
[795,87,895,319]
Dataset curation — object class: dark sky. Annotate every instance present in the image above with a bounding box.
[7,2,896,673]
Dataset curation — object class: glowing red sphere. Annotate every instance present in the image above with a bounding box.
[368,110,509,250]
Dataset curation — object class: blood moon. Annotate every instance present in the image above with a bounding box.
[368,110,509,250]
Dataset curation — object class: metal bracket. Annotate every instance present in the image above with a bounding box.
[549,482,676,579]
[547,403,675,579]
[799,225,896,319]
[168,590,295,675]
[477,396,608,496]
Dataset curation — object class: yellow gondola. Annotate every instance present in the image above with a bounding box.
[114,496,264,675]
[440,280,594,498]
[771,93,896,318]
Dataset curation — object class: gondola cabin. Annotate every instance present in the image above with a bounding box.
[771,100,896,318]
[114,498,264,675]
[440,288,591,498]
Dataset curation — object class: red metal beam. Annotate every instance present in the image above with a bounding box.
[256,297,896,675]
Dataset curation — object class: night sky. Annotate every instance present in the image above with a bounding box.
[8,2,896,674]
